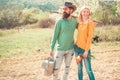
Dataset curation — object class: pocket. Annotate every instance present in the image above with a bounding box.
[74,45,84,55]
[73,45,79,55]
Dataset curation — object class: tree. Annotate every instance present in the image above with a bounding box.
[98,0,119,25]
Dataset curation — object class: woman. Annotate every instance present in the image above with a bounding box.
[74,6,95,80]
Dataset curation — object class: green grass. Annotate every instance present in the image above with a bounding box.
[0,29,17,36]
[0,28,53,58]
[0,25,120,58]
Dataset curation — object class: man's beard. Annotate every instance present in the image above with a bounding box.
[63,12,70,19]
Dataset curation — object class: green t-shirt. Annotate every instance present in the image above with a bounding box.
[51,17,78,51]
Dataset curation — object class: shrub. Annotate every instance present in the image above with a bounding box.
[95,25,120,41]
[92,1,120,25]
[19,8,41,25]
[0,9,21,29]
[0,8,51,29]
[38,18,55,28]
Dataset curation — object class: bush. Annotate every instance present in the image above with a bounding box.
[0,9,21,29]
[38,18,55,28]
[95,25,120,41]
[19,8,40,25]
[92,1,120,25]
[0,8,50,29]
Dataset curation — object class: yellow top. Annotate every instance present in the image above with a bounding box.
[76,20,94,51]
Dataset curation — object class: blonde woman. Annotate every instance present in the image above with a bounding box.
[74,6,95,80]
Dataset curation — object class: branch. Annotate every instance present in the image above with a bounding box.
[47,10,102,24]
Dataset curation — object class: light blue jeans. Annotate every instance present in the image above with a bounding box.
[53,49,74,80]
[74,45,95,80]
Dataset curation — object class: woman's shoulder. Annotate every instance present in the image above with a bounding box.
[88,19,94,23]
[88,19,94,26]
[78,19,94,25]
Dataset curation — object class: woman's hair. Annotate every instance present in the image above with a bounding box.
[79,6,91,22]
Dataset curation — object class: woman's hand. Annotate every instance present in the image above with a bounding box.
[76,55,82,64]
[83,51,88,58]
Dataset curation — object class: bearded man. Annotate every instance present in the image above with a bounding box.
[50,2,78,80]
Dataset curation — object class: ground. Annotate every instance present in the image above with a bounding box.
[0,42,120,80]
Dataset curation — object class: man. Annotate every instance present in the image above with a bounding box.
[50,2,78,80]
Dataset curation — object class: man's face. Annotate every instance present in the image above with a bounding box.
[63,7,72,14]
[62,6,73,19]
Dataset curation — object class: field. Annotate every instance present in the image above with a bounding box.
[0,28,120,80]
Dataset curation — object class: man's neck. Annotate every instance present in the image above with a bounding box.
[67,15,72,20]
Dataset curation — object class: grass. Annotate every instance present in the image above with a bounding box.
[0,28,53,58]
[0,37,120,80]
[0,25,120,58]
[0,26,120,80]
[0,29,17,37]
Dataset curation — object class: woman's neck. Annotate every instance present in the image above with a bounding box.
[82,17,89,23]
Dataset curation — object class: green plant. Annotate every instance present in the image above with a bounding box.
[95,25,120,41]
[38,18,55,28]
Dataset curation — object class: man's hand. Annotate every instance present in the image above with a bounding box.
[83,51,88,58]
[50,51,54,57]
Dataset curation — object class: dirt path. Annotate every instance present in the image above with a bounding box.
[0,48,120,80]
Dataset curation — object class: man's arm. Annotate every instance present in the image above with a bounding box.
[50,20,61,56]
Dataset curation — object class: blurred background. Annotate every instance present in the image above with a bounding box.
[0,0,120,29]
[0,0,120,80]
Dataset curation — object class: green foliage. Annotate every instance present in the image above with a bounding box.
[38,18,55,28]
[0,9,21,29]
[95,25,120,41]
[20,8,39,25]
[0,7,50,29]
[92,1,120,25]
[116,2,120,14]
[38,2,58,11]
[91,7,103,20]
[0,0,120,29]
[23,0,59,11]
[20,8,50,25]
[0,0,58,29]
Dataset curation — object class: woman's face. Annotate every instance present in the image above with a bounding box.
[81,8,90,19]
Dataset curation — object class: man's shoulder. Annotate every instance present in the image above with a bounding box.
[56,18,63,21]
[71,17,77,22]
[56,18,63,23]
[71,17,78,25]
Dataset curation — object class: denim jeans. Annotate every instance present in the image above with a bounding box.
[74,45,95,80]
[53,49,74,80]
